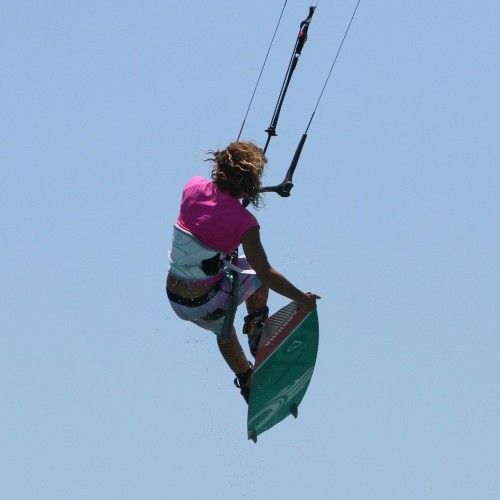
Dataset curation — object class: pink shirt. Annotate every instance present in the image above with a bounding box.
[177,176,259,255]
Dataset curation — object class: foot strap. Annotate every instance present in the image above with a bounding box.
[234,365,253,404]
[243,306,269,337]
[234,367,253,389]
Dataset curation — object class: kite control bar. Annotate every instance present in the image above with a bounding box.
[262,6,316,155]
[257,0,362,200]
[240,4,315,207]
[258,132,307,198]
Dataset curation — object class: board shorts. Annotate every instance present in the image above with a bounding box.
[167,257,261,336]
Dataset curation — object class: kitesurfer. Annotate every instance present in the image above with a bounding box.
[166,141,320,403]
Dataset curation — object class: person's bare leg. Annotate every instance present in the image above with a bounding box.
[217,327,251,375]
[246,285,269,312]
[218,327,253,403]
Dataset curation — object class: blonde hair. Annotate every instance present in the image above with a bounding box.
[207,141,267,208]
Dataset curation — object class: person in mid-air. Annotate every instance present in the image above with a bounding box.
[166,141,320,403]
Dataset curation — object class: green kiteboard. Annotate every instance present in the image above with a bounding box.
[247,301,319,443]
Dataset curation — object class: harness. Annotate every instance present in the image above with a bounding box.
[168,224,226,281]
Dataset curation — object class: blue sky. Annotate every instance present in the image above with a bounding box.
[1,1,499,499]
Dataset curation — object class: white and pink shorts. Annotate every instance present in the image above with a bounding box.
[167,257,261,336]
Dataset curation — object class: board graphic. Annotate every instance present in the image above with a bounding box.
[247,301,319,442]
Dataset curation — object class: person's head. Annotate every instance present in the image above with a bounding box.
[207,141,267,207]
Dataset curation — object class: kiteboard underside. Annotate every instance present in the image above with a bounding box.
[247,301,319,442]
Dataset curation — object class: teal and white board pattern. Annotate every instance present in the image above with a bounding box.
[247,301,319,442]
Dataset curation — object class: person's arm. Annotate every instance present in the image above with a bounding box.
[241,227,320,312]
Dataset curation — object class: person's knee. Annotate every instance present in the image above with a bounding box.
[246,286,269,309]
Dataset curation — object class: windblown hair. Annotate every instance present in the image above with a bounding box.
[207,141,267,208]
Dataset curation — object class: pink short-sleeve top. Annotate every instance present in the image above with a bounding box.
[177,176,259,254]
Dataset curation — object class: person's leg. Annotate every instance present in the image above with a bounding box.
[217,328,253,403]
[169,277,255,403]
[245,284,269,312]
[216,327,250,374]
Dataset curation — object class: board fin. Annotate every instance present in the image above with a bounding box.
[290,403,298,419]
[249,429,258,443]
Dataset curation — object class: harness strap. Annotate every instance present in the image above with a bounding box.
[224,260,256,275]
[166,280,222,308]
[219,251,240,343]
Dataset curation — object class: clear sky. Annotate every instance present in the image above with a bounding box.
[1,1,499,499]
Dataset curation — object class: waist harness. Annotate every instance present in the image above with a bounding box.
[168,224,226,281]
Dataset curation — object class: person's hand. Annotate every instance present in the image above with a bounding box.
[298,292,321,313]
